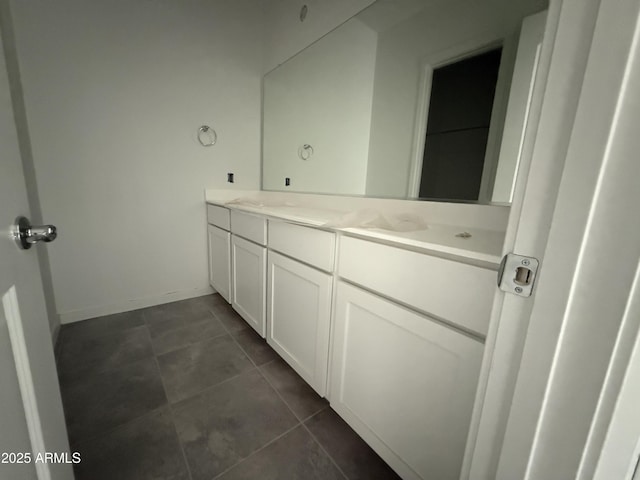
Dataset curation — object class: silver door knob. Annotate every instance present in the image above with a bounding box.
[14,216,57,250]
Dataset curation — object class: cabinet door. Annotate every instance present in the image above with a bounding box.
[208,224,231,303]
[330,282,483,480]
[267,251,332,396]
[231,235,266,337]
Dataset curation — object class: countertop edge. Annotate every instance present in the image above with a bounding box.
[206,201,503,269]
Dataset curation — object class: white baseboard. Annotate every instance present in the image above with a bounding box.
[59,286,215,325]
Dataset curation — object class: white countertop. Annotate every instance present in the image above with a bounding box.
[206,194,505,268]
[339,225,505,266]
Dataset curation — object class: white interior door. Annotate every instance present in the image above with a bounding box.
[592,288,640,480]
[463,1,609,478]
[495,0,640,475]
[0,21,73,480]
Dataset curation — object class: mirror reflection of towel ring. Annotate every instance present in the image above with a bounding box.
[298,144,313,160]
[198,125,217,147]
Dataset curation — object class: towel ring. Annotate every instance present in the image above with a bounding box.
[298,144,313,160]
[198,125,217,147]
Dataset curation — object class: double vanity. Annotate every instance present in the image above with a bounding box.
[204,190,507,480]
[204,0,547,477]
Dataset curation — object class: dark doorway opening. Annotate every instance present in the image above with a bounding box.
[419,48,503,201]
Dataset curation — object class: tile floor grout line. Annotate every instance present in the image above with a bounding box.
[58,315,153,449]
[213,305,349,478]
[255,364,309,424]
[63,364,168,448]
[297,403,331,424]
[151,329,228,358]
[154,322,286,480]
[153,330,233,361]
[165,403,196,480]
[146,322,257,408]
[210,306,266,373]
[255,358,332,424]
[210,422,304,480]
[301,421,351,480]
[166,405,194,480]
[255,355,348,478]
[211,308,327,422]
[146,325,195,480]
[69,404,169,454]
[168,364,258,408]
[147,299,262,480]
[254,362,350,480]
[67,297,357,479]
[61,310,144,341]
[211,304,352,479]
[154,305,265,408]
[61,296,237,478]
[58,326,156,389]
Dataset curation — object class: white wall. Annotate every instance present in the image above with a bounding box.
[263,0,375,72]
[263,19,377,195]
[365,0,547,197]
[10,0,266,322]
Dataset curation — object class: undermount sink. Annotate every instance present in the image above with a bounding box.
[324,209,429,232]
[225,197,432,232]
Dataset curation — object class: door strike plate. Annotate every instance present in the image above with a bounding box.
[498,253,539,297]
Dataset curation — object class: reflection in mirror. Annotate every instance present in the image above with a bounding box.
[419,47,503,201]
[262,0,548,204]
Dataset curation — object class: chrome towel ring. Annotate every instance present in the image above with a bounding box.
[198,125,217,147]
[298,144,313,160]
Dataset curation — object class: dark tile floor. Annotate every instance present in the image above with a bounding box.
[55,294,401,480]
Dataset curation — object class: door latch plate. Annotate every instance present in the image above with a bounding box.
[498,253,539,297]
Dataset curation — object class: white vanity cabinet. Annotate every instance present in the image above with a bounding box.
[338,235,496,336]
[267,251,332,395]
[230,210,267,337]
[330,235,491,480]
[330,282,484,480]
[207,225,231,302]
[206,205,231,302]
[205,202,497,479]
[266,221,336,396]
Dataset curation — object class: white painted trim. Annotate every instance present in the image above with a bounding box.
[3,287,51,480]
[462,0,610,477]
[58,286,214,324]
[406,36,506,199]
[51,322,61,347]
[461,3,565,478]
[589,260,640,480]
[406,63,433,198]
[477,35,518,204]
[492,0,640,476]
[491,12,546,203]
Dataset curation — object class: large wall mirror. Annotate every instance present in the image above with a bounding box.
[262,0,549,204]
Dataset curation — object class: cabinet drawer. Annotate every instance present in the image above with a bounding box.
[230,210,267,246]
[338,236,495,335]
[268,221,336,272]
[207,204,230,230]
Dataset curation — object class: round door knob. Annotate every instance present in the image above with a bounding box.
[14,216,58,250]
